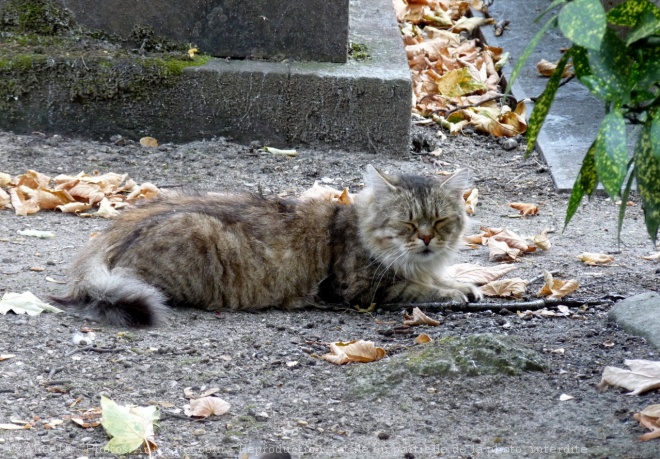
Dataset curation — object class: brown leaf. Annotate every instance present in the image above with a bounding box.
[403,307,441,326]
[634,412,660,441]
[446,263,518,285]
[18,186,75,210]
[536,58,574,78]
[485,237,521,262]
[140,136,159,148]
[321,340,386,365]
[576,252,614,266]
[415,333,432,344]
[489,228,536,253]
[9,188,40,216]
[463,188,478,215]
[531,229,553,251]
[598,360,660,395]
[56,202,94,214]
[0,187,10,208]
[509,202,539,216]
[184,397,231,418]
[126,183,160,202]
[537,271,578,299]
[95,197,120,219]
[481,278,527,297]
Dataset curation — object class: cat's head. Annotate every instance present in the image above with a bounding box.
[356,165,469,273]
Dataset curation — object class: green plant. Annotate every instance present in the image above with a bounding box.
[508,0,660,243]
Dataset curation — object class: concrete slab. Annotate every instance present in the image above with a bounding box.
[478,1,605,191]
[0,0,350,63]
[609,292,660,349]
[0,0,412,155]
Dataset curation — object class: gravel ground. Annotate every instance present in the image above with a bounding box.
[0,127,659,459]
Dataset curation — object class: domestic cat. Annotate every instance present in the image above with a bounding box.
[51,165,481,326]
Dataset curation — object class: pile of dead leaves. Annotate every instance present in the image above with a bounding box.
[0,170,159,218]
[393,0,527,137]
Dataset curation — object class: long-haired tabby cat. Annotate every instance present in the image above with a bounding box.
[51,165,481,326]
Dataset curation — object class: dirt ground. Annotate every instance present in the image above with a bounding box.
[0,127,659,459]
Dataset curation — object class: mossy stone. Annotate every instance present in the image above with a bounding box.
[348,334,545,398]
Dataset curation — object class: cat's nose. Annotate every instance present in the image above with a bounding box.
[418,233,433,246]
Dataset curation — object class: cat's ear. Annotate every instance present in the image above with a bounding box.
[363,164,397,193]
[440,169,470,196]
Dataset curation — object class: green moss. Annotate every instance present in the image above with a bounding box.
[1,0,74,35]
[349,42,370,60]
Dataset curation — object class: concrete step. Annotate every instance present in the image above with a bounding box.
[0,0,412,155]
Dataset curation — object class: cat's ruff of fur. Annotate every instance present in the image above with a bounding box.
[51,165,481,327]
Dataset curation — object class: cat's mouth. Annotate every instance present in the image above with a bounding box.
[418,248,434,256]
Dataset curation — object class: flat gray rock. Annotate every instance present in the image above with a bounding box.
[609,292,660,349]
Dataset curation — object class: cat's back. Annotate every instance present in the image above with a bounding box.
[83,192,342,310]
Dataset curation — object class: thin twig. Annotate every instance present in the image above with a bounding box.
[380,297,614,313]
[531,75,575,102]
[66,346,126,357]
[527,270,559,285]
[42,380,73,386]
[48,366,65,379]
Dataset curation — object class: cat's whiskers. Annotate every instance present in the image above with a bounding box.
[369,250,409,304]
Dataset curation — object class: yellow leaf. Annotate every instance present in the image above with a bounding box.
[436,67,486,98]
[576,252,614,266]
[187,47,198,58]
[403,307,441,326]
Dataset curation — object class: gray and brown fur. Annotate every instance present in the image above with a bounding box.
[51,165,481,327]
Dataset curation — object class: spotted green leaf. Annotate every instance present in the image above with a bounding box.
[505,16,557,95]
[558,0,606,50]
[637,45,660,87]
[634,110,660,242]
[626,8,660,45]
[607,0,660,26]
[594,111,628,199]
[580,75,615,100]
[101,396,159,455]
[588,29,632,102]
[525,52,571,156]
[571,45,591,79]
[565,141,599,231]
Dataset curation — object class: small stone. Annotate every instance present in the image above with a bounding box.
[377,431,390,440]
[500,138,519,150]
[193,428,205,436]
[255,411,269,421]
[297,420,309,427]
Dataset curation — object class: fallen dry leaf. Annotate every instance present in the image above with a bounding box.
[531,228,553,251]
[516,307,570,319]
[446,263,517,285]
[299,182,354,205]
[642,252,660,261]
[597,360,660,395]
[485,237,522,262]
[139,136,158,148]
[481,278,527,297]
[509,202,539,216]
[184,396,231,418]
[321,340,386,365]
[415,333,432,344]
[403,307,441,326]
[463,187,478,215]
[577,252,614,266]
[559,394,575,401]
[0,172,11,186]
[634,411,660,441]
[537,271,578,299]
[536,58,574,78]
[0,354,15,360]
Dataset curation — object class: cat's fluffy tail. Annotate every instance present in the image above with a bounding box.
[50,263,168,327]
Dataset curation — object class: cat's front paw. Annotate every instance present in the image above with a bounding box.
[453,282,483,303]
